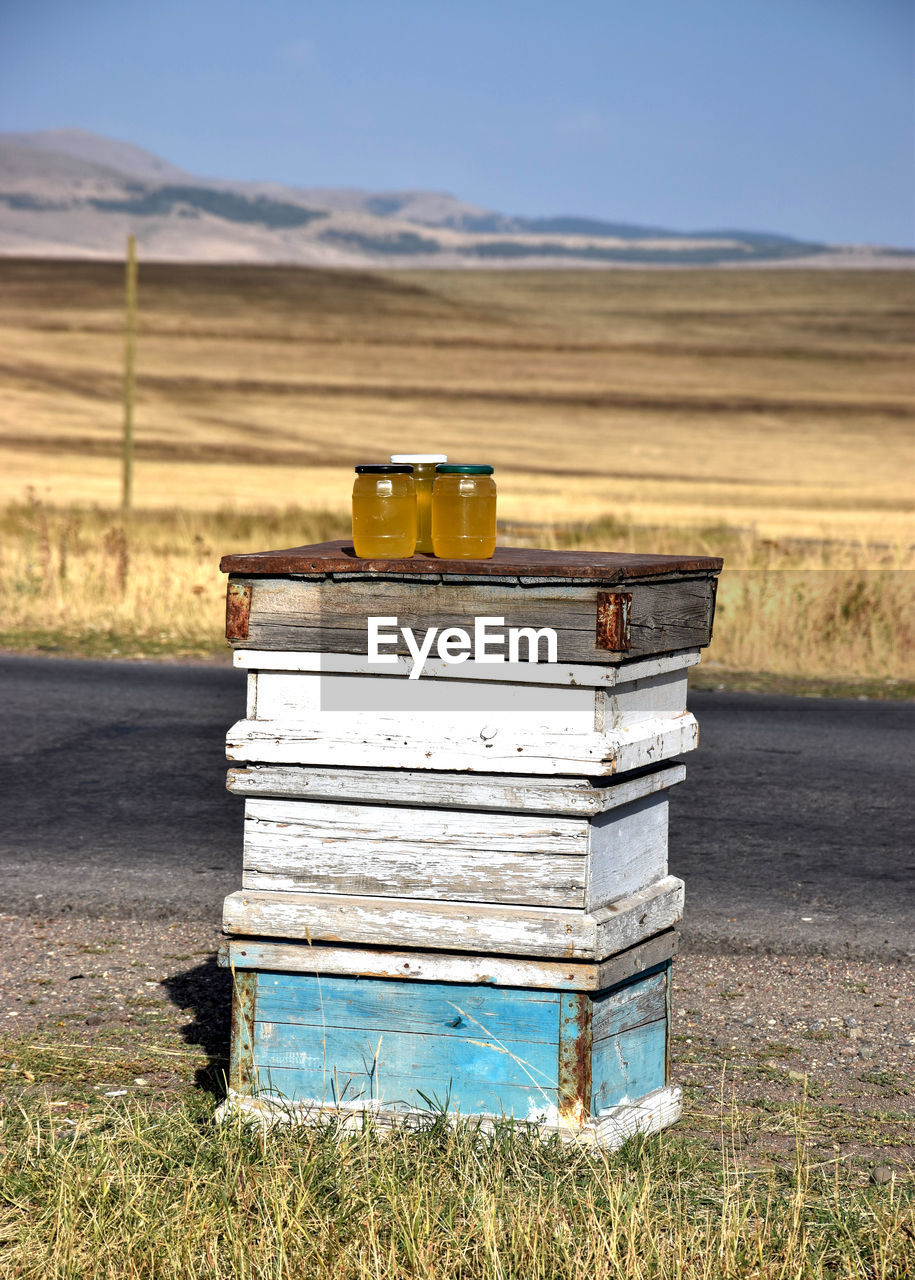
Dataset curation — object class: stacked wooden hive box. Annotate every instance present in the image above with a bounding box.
[218,541,722,1146]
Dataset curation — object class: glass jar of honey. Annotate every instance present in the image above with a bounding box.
[390,454,447,554]
[431,464,497,560]
[352,464,417,558]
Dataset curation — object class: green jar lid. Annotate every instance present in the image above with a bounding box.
[435,464,494,475]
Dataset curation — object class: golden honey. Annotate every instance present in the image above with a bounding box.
[390,454,447,553]
[431,465,497,560]
[352,465,417,558]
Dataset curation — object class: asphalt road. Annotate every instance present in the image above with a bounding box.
[0,656,912,958]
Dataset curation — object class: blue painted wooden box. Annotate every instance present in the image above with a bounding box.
[222,938,674,1131]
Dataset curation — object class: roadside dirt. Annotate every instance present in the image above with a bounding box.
[0,912,911,1174]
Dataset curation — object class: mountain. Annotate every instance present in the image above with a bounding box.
[1,128,191,183]
[0,128,906,268]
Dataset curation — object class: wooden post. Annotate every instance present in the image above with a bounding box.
[121,233,138,512]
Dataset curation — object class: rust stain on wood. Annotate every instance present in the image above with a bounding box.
[596,591,632,651]
[558,992,593,1124]
[226,582,252,641]
[663,961,672,1085]
[229,969,257,1094]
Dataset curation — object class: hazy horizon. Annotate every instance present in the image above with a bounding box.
[1,0,912,248]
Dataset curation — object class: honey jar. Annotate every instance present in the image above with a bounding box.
[352,464,417,558]
[431,464,496,560]
[390,454,447,553]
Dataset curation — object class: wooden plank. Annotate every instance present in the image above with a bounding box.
[224,890,597,957]
[215,1083,683,1150]
[220,540,722,582]
[255,971,560,1044]
[218,928,679,993]
[242,797,588,908]
[591,967,668,1042]
[599,670,689,728]
[595,930,678,993]
[253,1025,558,1093]
[231,646,701,687]
[232,577,716,661]
[238,576,708,629]
[243,796,587,855]
[221,874,684,960]
[225,711,698,776]
[250,970,562,1116]
[227,761,686,816]
[587,793,668,912]
[244,854,584,909]
[252,1065,559,1120]
[238,623,685,665]
[592,1019,668,1113]
[592,1084,680,1139]
[590,878,684,959]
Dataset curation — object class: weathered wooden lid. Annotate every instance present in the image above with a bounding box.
[220,540,722,581]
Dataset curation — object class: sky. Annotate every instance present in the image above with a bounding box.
[1,0,912,246]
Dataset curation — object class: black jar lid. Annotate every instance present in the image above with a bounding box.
[354,464,414,474]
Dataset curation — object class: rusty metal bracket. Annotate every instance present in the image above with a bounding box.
[228,968,257,1095]
[663,960,672,1085]
[558,992,593,1124]
[707,576,719,643]
[595,591,632,652]
[225,582,252,641]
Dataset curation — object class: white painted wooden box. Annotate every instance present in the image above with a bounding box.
[227,649,698,777]
[223,759,685,960]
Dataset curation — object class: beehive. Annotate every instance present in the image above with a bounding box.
[218,541,722,1145]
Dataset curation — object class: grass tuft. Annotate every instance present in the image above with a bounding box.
[0,1090,910,1279]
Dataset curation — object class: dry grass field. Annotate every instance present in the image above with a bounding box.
[1,258,912,538]
[0,258,912,686]
[1,265,913,1277]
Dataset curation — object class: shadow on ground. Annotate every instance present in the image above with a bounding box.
[162,956,233,1097]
